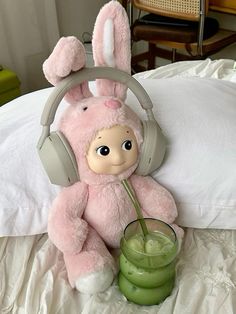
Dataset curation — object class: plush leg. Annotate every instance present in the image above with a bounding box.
[64,226,117,294]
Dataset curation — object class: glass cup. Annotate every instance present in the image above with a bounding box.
[118,218,179,305]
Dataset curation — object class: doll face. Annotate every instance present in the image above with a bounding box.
[86,125,138,175]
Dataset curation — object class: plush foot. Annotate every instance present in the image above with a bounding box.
[63,226,117,293]
[75,266,114,294]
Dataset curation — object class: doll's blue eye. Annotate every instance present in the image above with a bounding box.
[122,140,132,151]
[96,146,110,156]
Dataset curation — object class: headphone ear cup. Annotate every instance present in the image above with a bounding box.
[135,120,166,176]
[38,131,79,186]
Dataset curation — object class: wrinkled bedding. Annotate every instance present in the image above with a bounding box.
[1,58,236,314]
[1,229,236,314]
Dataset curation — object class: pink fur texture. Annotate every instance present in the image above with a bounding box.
[43,36,92,104]
[92,0,131,100]
[59,96,143,185]
[42,1,183,293]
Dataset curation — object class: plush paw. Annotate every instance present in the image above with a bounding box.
[75,266,114,294]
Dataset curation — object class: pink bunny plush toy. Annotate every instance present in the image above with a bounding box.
[41,0,183,294]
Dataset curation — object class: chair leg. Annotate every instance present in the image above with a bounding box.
[172,48,176,63]
[148,43,156,69]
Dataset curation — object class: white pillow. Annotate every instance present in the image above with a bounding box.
[127,78,236,229]
[0,77,235,236]
[0,88,60,236]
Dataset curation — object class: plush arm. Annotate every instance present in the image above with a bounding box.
[130,175,184,239]
[48,181,89,255]
[130,175,178,224]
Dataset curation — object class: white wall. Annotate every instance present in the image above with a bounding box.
[55,0,108,67]
[56,0,107,41]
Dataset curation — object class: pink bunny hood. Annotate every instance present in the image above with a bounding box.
[43,1,142,185]
[59,96,143,185]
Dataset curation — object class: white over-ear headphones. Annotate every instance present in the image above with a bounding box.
[37,67,166,186]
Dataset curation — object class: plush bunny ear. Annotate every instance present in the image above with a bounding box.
[92,0,131,101]
[43,36,93,105]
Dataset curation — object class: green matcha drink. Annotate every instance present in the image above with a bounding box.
[118,218,179,305]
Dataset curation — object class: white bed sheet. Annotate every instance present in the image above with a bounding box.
[2,229,236,314]
[133,58,236,82]
[1,58,236,314]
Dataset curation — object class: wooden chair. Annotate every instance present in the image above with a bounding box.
[124,0,236,72]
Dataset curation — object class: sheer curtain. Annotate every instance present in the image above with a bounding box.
[0,0,60,94]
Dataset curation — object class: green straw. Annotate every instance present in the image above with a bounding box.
[121,179,148,236]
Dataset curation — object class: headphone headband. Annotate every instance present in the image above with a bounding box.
[40,67,155,127]
[38,67,156,149]
[37,66,166,185]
